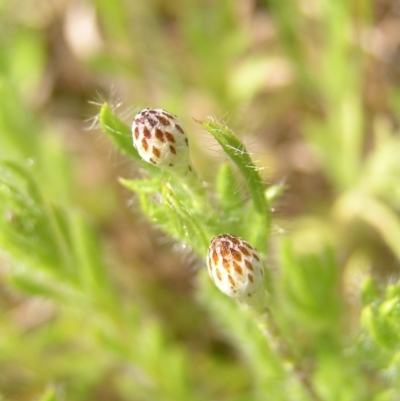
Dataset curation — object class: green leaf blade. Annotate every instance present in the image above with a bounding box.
[200,119,270,250]
[98,103,157,175]
[99,103,139,159]
[200,119,268,214]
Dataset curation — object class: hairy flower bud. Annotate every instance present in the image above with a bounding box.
[132,108,191,175]
[207,234,265,301]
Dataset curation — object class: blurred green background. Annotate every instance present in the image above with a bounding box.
[1,0,400,400]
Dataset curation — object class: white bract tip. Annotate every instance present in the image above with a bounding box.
[207,234,265,303]
[132,108,192,175]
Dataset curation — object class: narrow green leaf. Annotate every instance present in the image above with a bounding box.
[119,177,162,194]
[98,102,139,160]
[9,273,64,299]
[0,161,67,273]
[200,119,270,251]
[216,163,244,213]
[98,103,157,175]
[279,238,340,331]
[200,118,268,215]
[213,172,244,236]
[69,213,109,292]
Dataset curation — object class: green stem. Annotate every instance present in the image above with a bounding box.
[249,295,321,401]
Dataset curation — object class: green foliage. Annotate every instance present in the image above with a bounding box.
[100,106,271,256]
[99,103,146,164]
[1,0,400,400]
[279,238,340,333]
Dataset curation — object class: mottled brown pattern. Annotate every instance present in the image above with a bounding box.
[157,115,171,125]
[220,245,230,258]
[155,128,165,142]
[132,108,190,174]
[232,261,243,275]
[222,258,230,271]
[239,245,250,256]
[207,234,263,299]
[147,118,157,127]
[143,127,151,139]
[215,268,222,282]
[175,124,184,134]
[162,110,174,119]
[244,259,253,271]
[212,251,219,264]
[231,249,242,262]
[165,132,176,143]
[152,146,160,158]
[252,253,260,261]
[230,236,240,245]
[141,138,148,151]
[185,138,188,146]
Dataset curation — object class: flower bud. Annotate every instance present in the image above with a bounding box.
[132,108,191,175]
[207,234,265,302]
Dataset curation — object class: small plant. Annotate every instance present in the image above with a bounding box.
[99,103,326,399]
[2,2,400,400]
[98,99,400,400]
